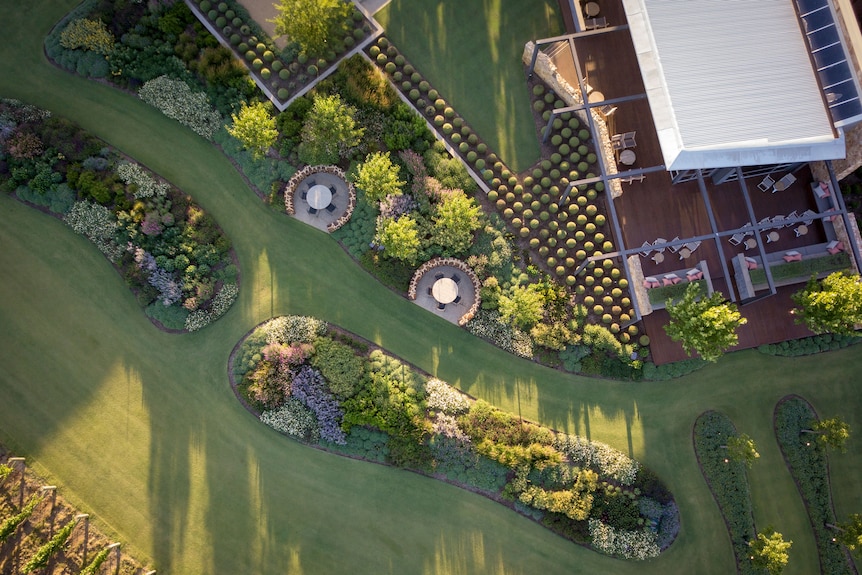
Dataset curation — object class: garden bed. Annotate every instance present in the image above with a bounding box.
[0,99,239,332]
[692,411,759,575]
[230,315,680,559]
[773,396,857,575]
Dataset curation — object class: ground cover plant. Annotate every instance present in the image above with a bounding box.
[233,315,679,558]
[0,99,238,331]
[693,411,760,575]
[773,396,855,575]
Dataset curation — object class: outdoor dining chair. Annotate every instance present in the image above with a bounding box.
[453,295,462,304]
[329,185,337,196]
[301,190,307,200]
[427,287,433,296]
[434,272,445,280]
[306,179,316,187]
[326,203,337,213]
[757,175,775,192]
[308,207,318,215]
[437,302,446,311]
[451,274,461,284]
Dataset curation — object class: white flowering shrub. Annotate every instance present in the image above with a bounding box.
[466,309,533,358]
[64,200,122,261]
[260,398,320,442]
[425,379,471,415]
[432,413,470,442]
[185,283,238,331]
[116,161,168,199]
[588,519,660,560]
[262,315,327,344]
[138,76,222,140]
[555,434,639,485]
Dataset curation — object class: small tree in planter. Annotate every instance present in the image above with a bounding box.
[664,282,746,362]
[791,271,862,336]
[270,0,351,58]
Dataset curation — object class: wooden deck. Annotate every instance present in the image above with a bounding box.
[543,1,843,364]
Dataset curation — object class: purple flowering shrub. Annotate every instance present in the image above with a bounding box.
[379,193,416,219]
[131,246,182,305]
[290,366,347,445]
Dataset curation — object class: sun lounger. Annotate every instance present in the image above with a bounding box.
[757,175,775,192]
[667,237,681,253]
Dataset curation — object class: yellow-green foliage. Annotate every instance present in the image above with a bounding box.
[60,18,115,55]
[518,469,598,520]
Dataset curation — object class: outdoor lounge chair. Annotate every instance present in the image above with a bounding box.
[784,211,799,227]
[639,241,652,257]
[757,175,775,192]
[801,210,817,226]
[653,238,667,253]
[667,236,682,253]
[621,131,636,148]
[685,240,702,252]
[728,234,744,246]
[772,173,797,193]
[621,174,646,184]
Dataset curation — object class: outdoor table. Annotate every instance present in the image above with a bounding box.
[585,1,600,16]
[651,252,664,264]
[432,278,458,304]
[588,90,605,103]
[619,149,636,166]
[796,224,808,236]
[678,247,691,259]
[744,238,757,249]
[767,231,779,243]
[307,184,332,210]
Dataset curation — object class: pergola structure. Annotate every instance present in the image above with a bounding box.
[527,0,862,323]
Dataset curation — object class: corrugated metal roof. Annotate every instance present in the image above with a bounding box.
[623,0,844,170]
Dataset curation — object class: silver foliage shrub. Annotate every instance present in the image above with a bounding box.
[64,200,122,261]
[138,75,222,140]
[425,379,471,415]
[555,434,639,485]
[588,519,660,560]
[262,315,327,344]
[116,161,168,199]
[260,398,320,442]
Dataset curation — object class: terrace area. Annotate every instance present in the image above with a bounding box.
[537,0,862,363]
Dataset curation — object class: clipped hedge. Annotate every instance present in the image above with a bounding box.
[758,333,861,356]
[774,396,855,575]
[749,252,851,284]
[647,279,707,306]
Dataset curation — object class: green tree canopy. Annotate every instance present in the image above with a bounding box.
[377,216,420,264]
[498,284,545,331]
[724,433,760,468]
[802,415,850,452]
[269,0,351,58]
[664,282,747,362]
[432,191,482,255]
[352,151,404,203]
[828,514,862,557]
[791,271,862,336]
[298,94,363,166]
[749,527,792,575]
[226,101,277,159]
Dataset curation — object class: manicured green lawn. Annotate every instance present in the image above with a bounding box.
[0,1,860,574]
[375,0,562,173]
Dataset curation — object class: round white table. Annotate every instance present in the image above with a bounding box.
[432,278,458,304]
[588,90,604,103]
[651,252,664,264]
[585,1,600,16]
[678,247,691,259]
[307,184,332,210]
[619,149,636,166]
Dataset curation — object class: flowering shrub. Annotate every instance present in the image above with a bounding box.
[132,247,182,305]
[466,309,533,358]
[291,366,346,444]
[425,379,471,415]
[589,519,660,560]
[64,200,122,261]
[379,193,416,219]
[59,18,114,55]
[117,161,168,199]
[555,434,640,485]
[185,282,238,331]
[139,76,222,140]
[261,398,320,442]
[262,315,327,344]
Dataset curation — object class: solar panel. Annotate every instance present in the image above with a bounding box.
[795,0,862,127]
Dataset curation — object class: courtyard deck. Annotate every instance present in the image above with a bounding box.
[541,0,857,364]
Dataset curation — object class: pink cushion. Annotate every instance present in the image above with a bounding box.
[783,254,802,262]
[662,278,674,286]
[827,241,844,255]
[643,280,651,288]
[672,277,682,284]
[746,261,758,270]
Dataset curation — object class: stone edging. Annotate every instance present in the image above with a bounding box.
[284,164,356,232]
[408,257,482,326]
